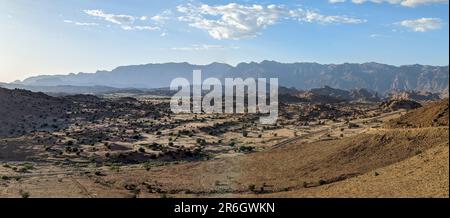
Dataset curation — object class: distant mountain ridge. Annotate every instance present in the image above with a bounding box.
[0,83,121,95]
[298,86,381,103]
[14,61,449,95]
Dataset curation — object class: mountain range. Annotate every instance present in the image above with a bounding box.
[11,61,449,95]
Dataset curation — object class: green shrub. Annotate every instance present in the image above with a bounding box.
[19,190,30,198]
[318,179,326,186]
[1,175,9,180]
[248,184,256,192]
[238,146,255,153]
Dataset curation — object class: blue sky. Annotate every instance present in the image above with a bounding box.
[0,0,448,82]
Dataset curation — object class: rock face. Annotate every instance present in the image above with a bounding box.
[298,91,345,103]
[283,86,380,103]
[307,86,353,101]
[14,61,449,94]
[380,99,422,111]
[278,94,309,104]
[388,90,442,102]
[350,89,381,102]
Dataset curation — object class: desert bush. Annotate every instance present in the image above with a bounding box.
[124,183,137,191]
[318,179,326,186]
[143,162,153,171]
[1,175,9,180]
[19,190,30,198]
[238,146,255,153]
[110,164,121,172]
[348,123,360,128]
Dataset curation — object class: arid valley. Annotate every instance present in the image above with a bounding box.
[1,3,449,217]
[0,85,448,198]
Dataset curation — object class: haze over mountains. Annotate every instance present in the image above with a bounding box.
[10,61,450,95]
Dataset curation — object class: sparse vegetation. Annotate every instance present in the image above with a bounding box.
[318,179,326,186]
[0,87,447,198]
[238,146,255,153]
[19,190,30,198]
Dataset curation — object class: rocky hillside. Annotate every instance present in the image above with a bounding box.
[380,99,423,111]
[388,90,442,102]
[386,99,449,128]
[0,88,75,137]
[298,86,381,103]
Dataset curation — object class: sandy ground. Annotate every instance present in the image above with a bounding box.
[257,142,449,198]
[0,101,448,198]
[0,127,447,198]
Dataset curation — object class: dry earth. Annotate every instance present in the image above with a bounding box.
[0,90,448,198]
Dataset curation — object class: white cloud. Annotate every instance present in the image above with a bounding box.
[289,9,367,24]
[151,9,172,23]
[400,0,448,7]
[171,44,240,51]
[63,20,98,26]
[83,9,159,31]
[331,0,448,7]
[398,18,443,32]
[84,9,135,25]
[151,15,169,22]
[177,3,366,40]
[121,25,160,31]
[370,33,391,38]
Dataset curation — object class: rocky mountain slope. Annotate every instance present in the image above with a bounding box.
[386,99,449,128]
[14,61,449,95]
[297,86,381,103]
[0,88,74,137]
[388,90,442,101]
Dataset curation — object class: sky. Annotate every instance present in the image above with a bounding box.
[0,0,448,82]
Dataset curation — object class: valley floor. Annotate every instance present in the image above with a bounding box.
[0,126,448,198]
[0,99,448,198]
